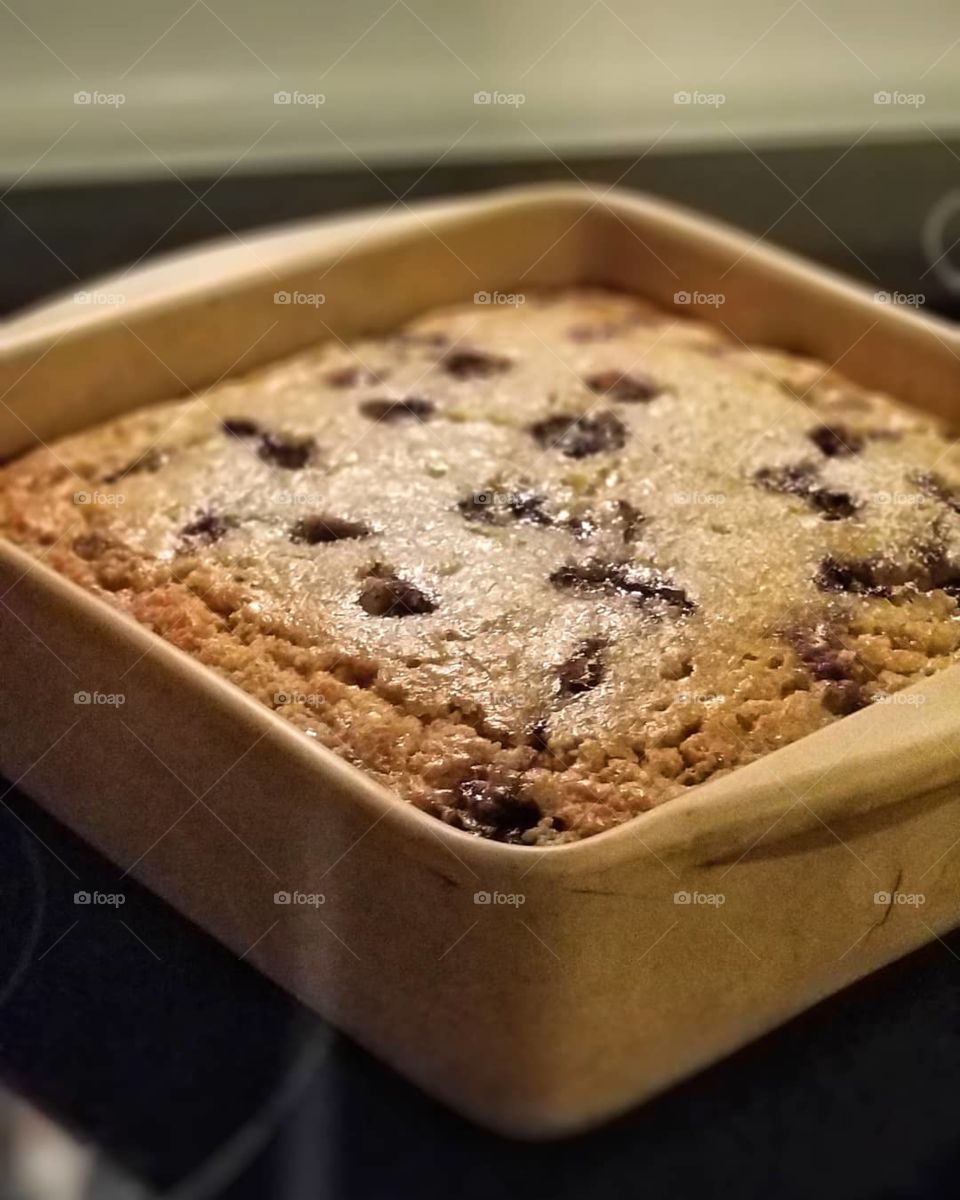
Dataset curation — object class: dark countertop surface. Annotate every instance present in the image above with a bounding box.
[2,145,960,1199]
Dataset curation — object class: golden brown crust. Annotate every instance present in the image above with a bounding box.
[2,289,960,844]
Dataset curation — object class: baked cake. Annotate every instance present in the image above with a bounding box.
[2,289,959,845]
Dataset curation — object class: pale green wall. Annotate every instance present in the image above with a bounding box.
[1,0,957,180]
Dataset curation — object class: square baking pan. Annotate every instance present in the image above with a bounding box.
[2,184,960,1138]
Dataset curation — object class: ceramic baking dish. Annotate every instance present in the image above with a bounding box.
[2,185,960,1138]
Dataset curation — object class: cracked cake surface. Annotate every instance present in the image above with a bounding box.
[2,288,960,844]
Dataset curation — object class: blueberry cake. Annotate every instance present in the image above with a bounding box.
[2,290,959,845]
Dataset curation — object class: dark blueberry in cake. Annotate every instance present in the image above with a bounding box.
[458,492,501,524]
[527,719,550,752]
[290,515,371,544]
[754,463,816,497]
[359,573,437,617]
[180,510,230,544]
[458,489,553,527]
[257,433,314,470]
[510,491,554,525]
[557,638,606,698]
[808,424,865,457]
[442,349,511,379]
[788,623,855,682]
[915,472,960,513]
[822,679,868,715]
[816,547,960,599]
[565,512,597,539]
[326,365,382,388]
[221,417,260,438]
[550,559,695,613]
[530,411,627,458]
[616,499,645,542]
[754,463,859,520]
[551,561,610,592]
[461,494,617,540]
[585,370,661,403]
[922,547,960,597]
[808,488,860,521]
[72,532,109,560]
[102,447,168,483]
[445,778,541,843]
[815,556,892,597]
[360,397,435,423]
[784,623,871,713]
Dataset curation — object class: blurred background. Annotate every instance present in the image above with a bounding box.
[2,3,960,1199]
[2,0,960,315]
